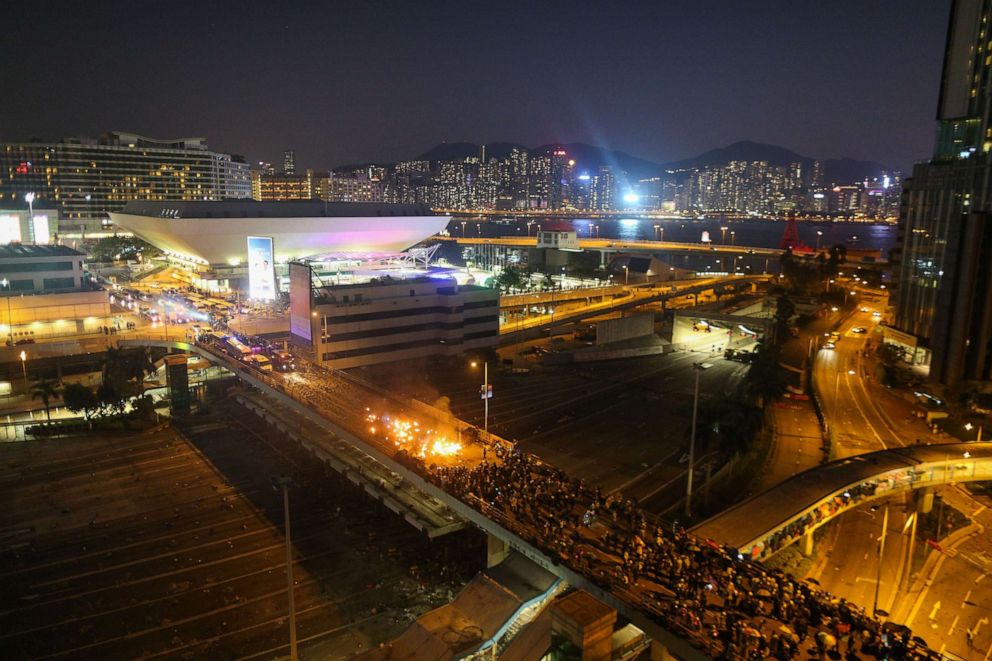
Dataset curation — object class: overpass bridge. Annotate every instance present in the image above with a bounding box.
[120,338,709,660]
[498,275,769,344]
[691,442,992,561]
[437,235,887,266]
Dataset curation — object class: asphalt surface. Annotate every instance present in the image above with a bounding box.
[358,344,750,516]
[795,305,992,658]
[0,408,479,659]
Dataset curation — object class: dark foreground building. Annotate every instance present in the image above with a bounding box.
[895,0,992,384]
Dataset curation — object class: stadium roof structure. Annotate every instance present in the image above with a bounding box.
[110,200,449,266]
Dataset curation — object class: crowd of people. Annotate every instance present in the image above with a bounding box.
[193,334,936,659]
[417,444,932,659]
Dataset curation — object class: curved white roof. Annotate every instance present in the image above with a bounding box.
[110,201,448,265]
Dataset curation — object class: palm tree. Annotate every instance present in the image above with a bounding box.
[31,378,62,423]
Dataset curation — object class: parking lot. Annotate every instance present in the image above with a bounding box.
[0,403,478,659]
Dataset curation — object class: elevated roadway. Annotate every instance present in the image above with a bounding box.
[437,234,782,257]
[499,275,769,343]
[691,442,992,560]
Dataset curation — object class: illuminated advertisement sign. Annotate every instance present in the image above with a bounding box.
[289,262,313,342]
[0,215,22,245]
[247,236,275,300]
[32,214,50,244]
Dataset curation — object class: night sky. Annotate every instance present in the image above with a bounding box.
[1,0,950,171]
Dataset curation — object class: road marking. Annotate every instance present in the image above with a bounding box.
[930,601,942,622]
[856,577,879,584]
[976,505,987,517]
[975,617,989,637]
[966,591,973,605]
[949,614,959,635]
[980,573,988,583]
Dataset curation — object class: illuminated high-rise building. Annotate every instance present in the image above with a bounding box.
[894,0,992,383]
[1,131,250,235]
[283,149,296,175]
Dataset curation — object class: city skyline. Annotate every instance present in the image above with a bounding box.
[1,0,949,172]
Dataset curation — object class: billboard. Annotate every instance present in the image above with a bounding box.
[289,261,313,342]
[247,236,275,300]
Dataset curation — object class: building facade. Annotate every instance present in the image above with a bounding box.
[305,276,499,369]
[0,132,250,235]
[894,0,992,384]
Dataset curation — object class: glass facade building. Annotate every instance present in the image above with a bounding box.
[0,132,250,235]
[895,0,992,383]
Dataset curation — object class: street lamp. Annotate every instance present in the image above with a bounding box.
[816,230,823,251]
[623,264,629,285]
[471,360,490,439]
[720,226,729,244]
[685,362,711,517]
[730,230,735,246]
[24,192,35,220]
[594,224,600,238]
[461,221,467,237]
[272,476,299,661]
[0,278,11,346]
[19,350,27,394]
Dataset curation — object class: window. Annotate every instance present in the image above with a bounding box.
[43,277,75,290]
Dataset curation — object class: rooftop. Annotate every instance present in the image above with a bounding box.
[120,200,435,219]
[0,244,84,259]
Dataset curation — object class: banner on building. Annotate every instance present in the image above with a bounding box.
[247,236,276,300]
[289,261,313,342]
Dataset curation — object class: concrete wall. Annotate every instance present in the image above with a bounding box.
[595,312,655,345]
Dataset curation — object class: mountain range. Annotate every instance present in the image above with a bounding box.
[411,140,888,184]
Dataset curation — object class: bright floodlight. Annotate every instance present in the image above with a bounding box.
[623,192,640,204]
[24,192,35,204]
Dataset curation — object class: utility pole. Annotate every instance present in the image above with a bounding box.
[685,362,711,517]
[272,476,298,661]
[873,504,889,617]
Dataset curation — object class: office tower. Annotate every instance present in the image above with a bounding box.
[894,0,992,383]
[283,150,296,175]
[1,131,250,234]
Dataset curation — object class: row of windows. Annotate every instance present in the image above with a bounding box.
[0,260,77,273]
[321,316,499,343]
[463,298,498,309]
[323,336,464,361]
[324,305,463,325]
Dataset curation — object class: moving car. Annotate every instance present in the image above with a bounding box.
[851,326,867,334]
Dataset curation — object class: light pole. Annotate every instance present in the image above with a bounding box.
[272,476,298,661]
[685,362,711,517]
[873,504,889,617]
[19,350,27,394]
[594,224,600,238]
[730,230,735,246]
[816,230,823,251]
[720,225,729,244]
[25,192,35,221]
[461,221,467,237]
[654,224,660,240]
[1,278,11,346]
[471,360,490,438]
[623,265,629,285]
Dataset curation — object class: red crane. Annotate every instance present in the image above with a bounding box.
[779,213,808,251]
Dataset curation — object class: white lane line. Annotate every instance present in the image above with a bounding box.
[949,614,960,635]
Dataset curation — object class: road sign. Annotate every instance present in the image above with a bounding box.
[480,384,493,400]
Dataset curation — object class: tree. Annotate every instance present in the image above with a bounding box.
[31,379,61,423]
[876,342,906,366]
[773,295,796,344]
[62,383,99,419]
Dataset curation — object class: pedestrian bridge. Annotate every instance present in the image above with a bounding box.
[691,442,992,561]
